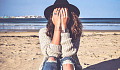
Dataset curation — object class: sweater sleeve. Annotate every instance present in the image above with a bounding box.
[61,32,80,57]
[39,28,61,57]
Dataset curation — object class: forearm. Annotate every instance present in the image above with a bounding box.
[39,28,62,57]
[61,33,77,57]
[51,26,61,45]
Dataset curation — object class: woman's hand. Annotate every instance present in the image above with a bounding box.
[52,8,61,30]
[60,8,70,30]
[51,8,61,45]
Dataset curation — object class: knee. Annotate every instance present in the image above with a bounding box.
[62,60,74,70]
[63,64,74,70]
[48,57,56,61]
[61,57,75,70]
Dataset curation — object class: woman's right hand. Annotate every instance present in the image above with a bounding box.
[52,8,61,30]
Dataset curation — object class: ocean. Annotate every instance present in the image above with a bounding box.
[0,18,120,32]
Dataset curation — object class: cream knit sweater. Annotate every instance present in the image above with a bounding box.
[39,28,82,70]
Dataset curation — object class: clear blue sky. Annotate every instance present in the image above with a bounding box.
[0,0,120,18]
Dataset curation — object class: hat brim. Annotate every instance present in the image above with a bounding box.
[44,4,80,20]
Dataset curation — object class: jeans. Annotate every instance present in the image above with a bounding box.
[42,56,78,70]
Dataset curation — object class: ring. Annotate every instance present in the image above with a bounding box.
[54,13,57,15]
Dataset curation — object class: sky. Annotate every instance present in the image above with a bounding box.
[0,0,120,18]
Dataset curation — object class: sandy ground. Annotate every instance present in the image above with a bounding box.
[0,31,120,70]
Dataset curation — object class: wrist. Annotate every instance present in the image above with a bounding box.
[61,28,69,33]
[62,25,67,30]
[55,26,61,31]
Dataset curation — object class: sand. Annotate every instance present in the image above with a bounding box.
[0,31,120,70]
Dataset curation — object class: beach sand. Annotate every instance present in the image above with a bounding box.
[0,30,120,70]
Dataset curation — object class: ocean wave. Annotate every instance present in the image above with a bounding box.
[83,24,120,26]
[0,23,47,26]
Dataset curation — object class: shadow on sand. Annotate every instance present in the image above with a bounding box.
[83,57,120,70]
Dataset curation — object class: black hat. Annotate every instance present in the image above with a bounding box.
[44,0,80,20]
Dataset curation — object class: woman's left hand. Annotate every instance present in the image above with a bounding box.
[60,8,70,30]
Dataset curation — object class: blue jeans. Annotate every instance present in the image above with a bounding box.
[42,56,78,70]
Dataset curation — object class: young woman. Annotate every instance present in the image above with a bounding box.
[39,0,82,70]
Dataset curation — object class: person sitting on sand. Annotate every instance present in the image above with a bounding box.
[39,0,83,70]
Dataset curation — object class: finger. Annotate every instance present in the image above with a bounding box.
[62,8,65,18]
[60,8,63,18]
[65,8,67,17]
[53,8,57,13]
[67,8,69,16]
[57,8,60,11]
[53,8,57,16]
[63,8,66,17]
[58,8,61,17]
[64,8,66,18]
[54,8,58,12]
[56,8,59,16]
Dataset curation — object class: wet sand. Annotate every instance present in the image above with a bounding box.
[0,30,120,70]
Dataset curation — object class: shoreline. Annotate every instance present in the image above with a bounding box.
[0,30,120,37]
[0,29,120,33]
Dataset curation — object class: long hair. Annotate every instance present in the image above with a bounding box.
[46,11,83,40]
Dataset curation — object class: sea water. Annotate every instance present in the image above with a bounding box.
[0,18,120,32]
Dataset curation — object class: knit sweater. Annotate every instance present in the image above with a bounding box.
[39,28,82,70]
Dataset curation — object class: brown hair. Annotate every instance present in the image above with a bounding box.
[46,11,83,40]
